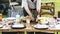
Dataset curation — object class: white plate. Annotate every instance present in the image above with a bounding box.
[6,17,16,20]
[57,18,60,24]
[57,21,60,24]
[34,24,48,28]
[57,18,60,20]
[55,24,60,29]
[12,24,25,28]
[0,24,3,28]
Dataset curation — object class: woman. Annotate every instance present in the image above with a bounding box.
[22,0,54,34]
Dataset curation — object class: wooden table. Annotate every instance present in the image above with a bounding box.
[0,23,60,34]
[0,27,59,34]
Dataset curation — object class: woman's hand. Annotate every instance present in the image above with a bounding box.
[26,16,34,21]
[30,16,34,21]
[36,15,40,22]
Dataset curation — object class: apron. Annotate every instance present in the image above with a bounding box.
[24,0,38,22]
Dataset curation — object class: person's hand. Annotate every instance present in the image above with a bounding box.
[36,17,39,22]
[36,17,38,22]
[30,16,34,21]
[36,15,40,22]
[37,9,40,14]
[26,16,34,21]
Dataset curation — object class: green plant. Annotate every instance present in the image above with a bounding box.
[19,16,24,24]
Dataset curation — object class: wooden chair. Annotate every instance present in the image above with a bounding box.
[9,0,19,10]
[40,2,55,17]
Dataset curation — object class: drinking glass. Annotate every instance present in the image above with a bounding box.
[48,18,57,28]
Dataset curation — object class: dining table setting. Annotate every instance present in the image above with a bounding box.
[0,15,60,34]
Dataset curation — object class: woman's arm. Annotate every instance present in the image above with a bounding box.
[36,0,41,14]
[36,0,41,22]
[22,0,34,20]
